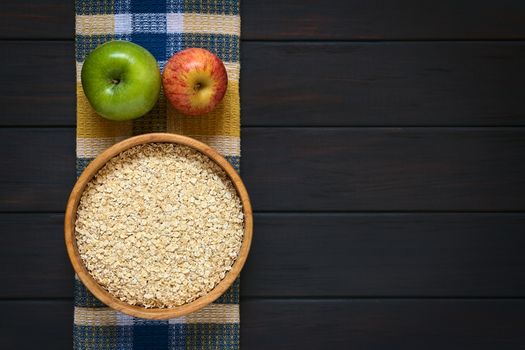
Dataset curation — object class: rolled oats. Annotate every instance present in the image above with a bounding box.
[75,143,244,308]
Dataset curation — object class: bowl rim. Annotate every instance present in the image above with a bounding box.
[64,133,253,319]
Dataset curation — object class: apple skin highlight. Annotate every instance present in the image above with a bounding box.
[163,48,228,116]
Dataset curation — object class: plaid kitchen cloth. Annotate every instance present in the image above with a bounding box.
[74,1,241,349]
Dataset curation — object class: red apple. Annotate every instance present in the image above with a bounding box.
[163,48,228,116]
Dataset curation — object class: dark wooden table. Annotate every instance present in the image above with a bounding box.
[1,1,525,349]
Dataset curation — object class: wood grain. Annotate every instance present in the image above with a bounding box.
[0,42,75,126]
[242,127,525,211]
[242,42,525,126]
[0,128,75,211]
[3,300,525,349]
[0,301,73,350]
[1,127,525,212]
[2,41,525,126]
[1,0,525,40]
[0,0,73,39]
[241,299,525,350]
[243,213,525,297]
[242,0,525,40]
[2,213,525,298]
[0,214,73,298]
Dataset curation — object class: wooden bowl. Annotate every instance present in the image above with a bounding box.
[64,133,252,319]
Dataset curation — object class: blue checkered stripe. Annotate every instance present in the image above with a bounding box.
[77,32,239,71]
[74,277,240,350]
[76,1,240,70]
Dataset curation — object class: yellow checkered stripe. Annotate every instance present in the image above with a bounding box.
[77,13,240,36]
[75,304,240,326]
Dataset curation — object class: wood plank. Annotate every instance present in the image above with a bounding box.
[0,128,76,211]
[2,1,525,40]
[0,214,72,298]
[0,301,72,350]
[241,299,525,350]
[1,127,525,211]
[2,300,525,349]
[0,0,73,39]
[242,127,525,211]
[243,0,525,40]
[244,213,525,297]
[242,42,525,126]
[2,41,525,126]
[0,42,75,126]
[2,213,525,298]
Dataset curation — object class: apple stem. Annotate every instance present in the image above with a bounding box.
[112,79,120,85]
[194,83,202,91]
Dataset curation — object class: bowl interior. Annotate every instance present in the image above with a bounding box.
[65,133,252,319]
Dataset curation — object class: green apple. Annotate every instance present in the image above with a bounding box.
[81,41,161,121]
